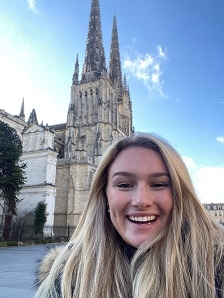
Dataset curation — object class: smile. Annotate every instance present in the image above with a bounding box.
[128,215,157,224]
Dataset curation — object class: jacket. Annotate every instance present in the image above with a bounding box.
[36,245,224,297]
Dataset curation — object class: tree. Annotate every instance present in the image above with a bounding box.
[0,121,26,239]
[11,208,35,241]
[34,201,48,236]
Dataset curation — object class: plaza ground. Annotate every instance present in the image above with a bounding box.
[0,244,54,297]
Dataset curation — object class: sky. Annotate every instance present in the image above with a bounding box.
[0,0,223,204]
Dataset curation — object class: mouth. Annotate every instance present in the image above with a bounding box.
[128,215,157,225]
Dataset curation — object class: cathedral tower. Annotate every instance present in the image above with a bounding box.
[54,0,133,227]
[81,0,106,82]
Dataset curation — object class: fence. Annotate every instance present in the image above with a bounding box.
[0,223,76,242]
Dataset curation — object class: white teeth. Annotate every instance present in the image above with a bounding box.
[129,215,156,222]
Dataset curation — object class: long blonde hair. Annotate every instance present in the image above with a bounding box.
[35,132,224,297]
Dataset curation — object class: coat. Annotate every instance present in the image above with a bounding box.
[36,245,224,297]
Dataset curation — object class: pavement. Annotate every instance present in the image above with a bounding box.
[0,244,52,298]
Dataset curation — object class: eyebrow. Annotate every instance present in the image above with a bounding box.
[112,171,170,179]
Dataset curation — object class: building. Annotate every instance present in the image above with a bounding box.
[0,107,58,231]
[203,203,224,225]
[0,0,133,229]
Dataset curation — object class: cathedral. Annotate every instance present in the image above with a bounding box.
[0,0,133,229]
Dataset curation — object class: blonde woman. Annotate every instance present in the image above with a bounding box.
[35,132,224,298]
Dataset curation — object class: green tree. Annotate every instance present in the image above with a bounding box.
[0,121,26,238]
[34,201,48,236]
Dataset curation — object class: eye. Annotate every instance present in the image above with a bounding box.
[151,182,169,189]
[116,182,133,189]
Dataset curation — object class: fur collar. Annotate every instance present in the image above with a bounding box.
[35,244,65,287]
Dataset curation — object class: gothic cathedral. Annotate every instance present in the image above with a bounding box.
[0,0,133,228]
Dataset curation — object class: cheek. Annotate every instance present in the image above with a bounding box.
[106,189,127,212]
[158,191,173,215]
[166,194,174,217]
[107,189,119,208]
[167,192,173,207]
[106,189,115,212]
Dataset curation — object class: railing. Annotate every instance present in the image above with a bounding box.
[0,224,76,242]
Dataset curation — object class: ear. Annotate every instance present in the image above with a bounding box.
[106,201,110,213]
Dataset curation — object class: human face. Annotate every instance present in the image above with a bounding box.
[106,146,173,248]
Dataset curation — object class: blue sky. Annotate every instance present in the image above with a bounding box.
[0,0,224,203]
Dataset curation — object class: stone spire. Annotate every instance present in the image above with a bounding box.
[109,14,122,101]
[19,97,25,121]
[123,74,127,91]
[81,0,106,82]
[72,54,79,85]
[27,109,38,124]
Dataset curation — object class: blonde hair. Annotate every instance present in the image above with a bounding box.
[35,132,224,297]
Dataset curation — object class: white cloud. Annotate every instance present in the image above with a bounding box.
[157,45,166,58]
[183,157,224,204]
[27,0,38,13]
[183,156,197,169]
[123,45,167,97]
[197,166,224,204]
[217,136,224,143]
[183,156,198,189]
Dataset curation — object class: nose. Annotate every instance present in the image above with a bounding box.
[131,184,153,209]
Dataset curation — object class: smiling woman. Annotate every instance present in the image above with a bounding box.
[35,132,224,298]
[106,147,173,248]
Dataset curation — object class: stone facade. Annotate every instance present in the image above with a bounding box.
[203,203,224,225]
[0,0,133,228]
[0,111,57,232]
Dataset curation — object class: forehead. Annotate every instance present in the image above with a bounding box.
[108,146,167,174]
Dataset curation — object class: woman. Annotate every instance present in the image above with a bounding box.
[35,132,224,297]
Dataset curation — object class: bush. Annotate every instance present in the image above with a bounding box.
[6,241,18,246]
